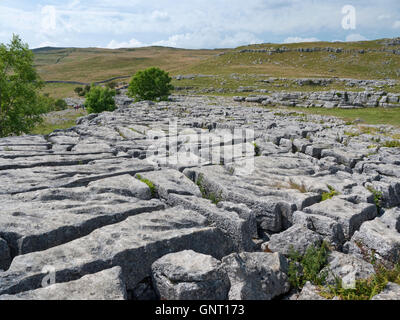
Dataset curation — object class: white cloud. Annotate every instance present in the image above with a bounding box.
[151,10,169,22]
[152,31,262,49]
[378,14,391,20]
[33,41,58,49]
[345,33,368,42]
[106,38,144,49]
[0,1,399,49]
[283,37,320,44]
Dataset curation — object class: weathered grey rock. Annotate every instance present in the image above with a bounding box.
[0,190,164,256]
[264,225,323,256]
[0,237,11,271]
[321,251,375,286]
[293,211,345,248]
[152,250,230,300]
[0,158,155,195]
[87,174,152,200]
[184,155,321,233]
[167,194,255,251]
[221,252,290,300]
[216,201,258,238]
[0,267,127,300]
[349,207,400,264]
[0,208,235,295]
[135,169,202,200]
[372,283,400,300]
[297,282,327,300]
[303,199,377,239]
[1,93,400,301]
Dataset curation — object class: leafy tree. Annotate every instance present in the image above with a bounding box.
[85,84,116,114]
[128,67,174,101]
[55,98,68,111]
[0,35,46,137]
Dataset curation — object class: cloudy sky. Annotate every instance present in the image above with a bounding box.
[0,0,399,49]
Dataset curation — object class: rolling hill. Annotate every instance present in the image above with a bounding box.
[33,38,400,98]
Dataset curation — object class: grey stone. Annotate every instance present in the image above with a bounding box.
[303,199,377,239]
[349,207,400,264]
[135,169,202,200]
[0,208,235,295]
[297,282,327,300]
[0,267,127,300]
[221,252,290,300]
[0,190,164,256]
[292,211,345,248]
[167,194,255,251]
[321,251,375,286]
[152,250,230,300]
[87,174,152,200]
[372,283,400,300]
[264,225,323,256]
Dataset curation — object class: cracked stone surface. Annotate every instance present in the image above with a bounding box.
[0,95,399,300]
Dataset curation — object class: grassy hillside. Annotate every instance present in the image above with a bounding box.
[34,38,400,98]
[34,46,224,82]
[183,39,400,79]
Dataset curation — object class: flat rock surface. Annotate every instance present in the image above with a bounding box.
[0,95,399,300]
[152,250,230,300]
[0,267,127,300]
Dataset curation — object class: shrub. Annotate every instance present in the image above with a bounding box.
[383,140,400,148]
[74,87,83,95]
[253,142,261,157]
[321,185,339,201]
[322,263,400,300]
[136,174,156,197]
[55,99,68,111]
[366,186,383,209]
[196,174,223,205]
[128,67,174,101]
[288,242,330,289]
[85,85,116,114]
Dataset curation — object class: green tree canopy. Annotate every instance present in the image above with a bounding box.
[0,35,46,137]
[127,67,174,102]
[85,85,116,114]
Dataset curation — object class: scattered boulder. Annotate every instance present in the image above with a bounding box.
[151,250,230,300]
[347,207,400,265]
[303,199,377,240]
[321,251,375,287]
[263,225,323,256]
[221,252,290,300]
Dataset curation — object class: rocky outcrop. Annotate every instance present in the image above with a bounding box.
[0,95,399,300]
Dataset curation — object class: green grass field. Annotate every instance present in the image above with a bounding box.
[263,105,400,128]
[30,109,87,135]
